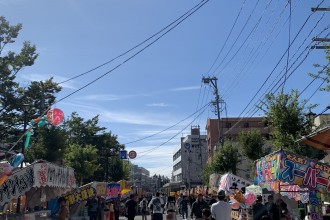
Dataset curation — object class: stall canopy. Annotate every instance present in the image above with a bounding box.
[300,125,330,151]
[0,161,76,206]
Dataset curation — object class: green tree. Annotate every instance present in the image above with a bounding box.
[309,49,330,92]
[259,90,325,159]
[0,16,38,143]
[0,17,61,153]
[238,129,267,161]
[26,126,67,163]
[201,140,239,184]
[64,143,99,185]
[63,112,128,183]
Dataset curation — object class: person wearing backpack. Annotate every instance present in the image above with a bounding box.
[140,197,149,220]
[148,192,164,220]
[165,196,177,220]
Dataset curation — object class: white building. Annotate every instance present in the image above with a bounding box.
[172,127,208,188]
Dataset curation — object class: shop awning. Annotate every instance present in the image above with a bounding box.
[299,125,330,150]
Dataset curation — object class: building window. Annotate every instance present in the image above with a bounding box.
[225,122,231,128]
[243,122,249,128]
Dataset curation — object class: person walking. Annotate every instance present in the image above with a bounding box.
[210,190,231,220]
[252,195,267,220]
[125,194,138,220]
[177,194,183,215]
[165,196,177,220]
[148,192,164,220]
[180,196,189,220]
[265,195,279,220]
[140,197,149,220]
[190,194,209,220]
[87,197,99,220]
[113,194,121,220]
[56,197,68,220]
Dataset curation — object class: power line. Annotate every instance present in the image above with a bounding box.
[123,101,211,145]
[282,0,292,92]
[59,0,208,85]
[134,102,211,160]
[211,0,261,75]
[217,0,274,75]
[206,0,247,74]
[222,1,328,134]
[54,0,209,105]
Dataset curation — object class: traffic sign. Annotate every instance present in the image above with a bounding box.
[119,150,127,159]
[128,150,137,159]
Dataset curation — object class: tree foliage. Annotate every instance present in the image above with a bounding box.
[309,49,330,92]
[64,144,99,185]
[0,16,61,149]
[62,112,127,184]
[201,141,239,184]
[238,129,267,161]
[259,90,325,159]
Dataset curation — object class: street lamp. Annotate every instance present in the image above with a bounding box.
[16,103,30,214]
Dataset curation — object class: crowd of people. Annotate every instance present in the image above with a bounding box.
[78,191,293,220]
[118,190,231,220]
[252,195,292,220]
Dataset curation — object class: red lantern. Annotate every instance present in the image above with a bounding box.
[47,108,64,126]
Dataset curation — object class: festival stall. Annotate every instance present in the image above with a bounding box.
[0,160,76,219]
[254,150,330,220]
[65,182,121,220]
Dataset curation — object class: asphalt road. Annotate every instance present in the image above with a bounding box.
[119,213,186,220]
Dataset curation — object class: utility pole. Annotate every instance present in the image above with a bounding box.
[202,76,223,146]
[311,7,329,49]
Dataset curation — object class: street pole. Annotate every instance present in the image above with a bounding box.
[17,104,29,214]
[202,77,223,148]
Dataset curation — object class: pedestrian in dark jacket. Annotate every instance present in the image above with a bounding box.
[190,194,209,220]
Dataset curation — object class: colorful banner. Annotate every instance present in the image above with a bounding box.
[255,151,330,194]
[34,163,76,188]
[65,184,96,207]
[105,183,121,202]
[0,162,76,205]
[218,173,251,194]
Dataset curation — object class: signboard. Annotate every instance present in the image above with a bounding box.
[0,162,76,206]
[119,150,127,159]
[184,143,190,149]
[105,183,121,202]
[255,151,330,194]
[65,184,96,207]
[128,150,137,159]
[218,173,251,194]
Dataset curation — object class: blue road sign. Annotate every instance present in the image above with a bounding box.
[119,150,127,159]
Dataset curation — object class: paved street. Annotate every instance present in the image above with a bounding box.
[120,213,186,220]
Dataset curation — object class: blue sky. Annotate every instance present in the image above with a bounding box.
[1,0,329,177]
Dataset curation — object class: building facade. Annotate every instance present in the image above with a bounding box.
[130,164,151,192]
[172,127,208,188]
[205,117,271,161]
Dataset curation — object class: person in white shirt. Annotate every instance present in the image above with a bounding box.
[211,190,231,220]
[148,192,164,220]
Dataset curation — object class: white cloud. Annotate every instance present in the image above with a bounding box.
[146,103,170,107]
[76,93,148,101]
[61,101,178,126]
[19,73,77,89]
[170,85,200,91]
